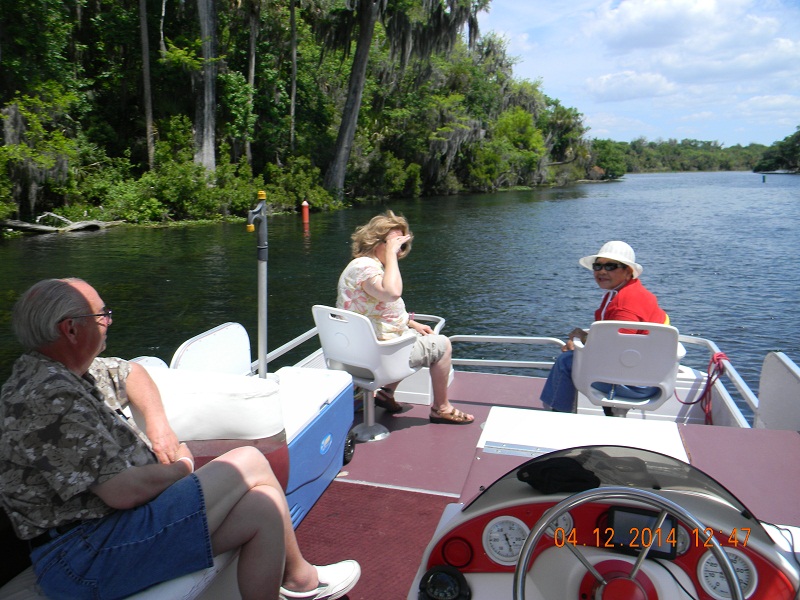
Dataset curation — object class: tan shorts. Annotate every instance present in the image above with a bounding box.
[409,333,449,368]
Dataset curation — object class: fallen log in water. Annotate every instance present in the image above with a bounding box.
[1,219,123,234]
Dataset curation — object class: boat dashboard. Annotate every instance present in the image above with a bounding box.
[412,446,800,600]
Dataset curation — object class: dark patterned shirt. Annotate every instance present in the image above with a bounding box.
[0,353,156,539]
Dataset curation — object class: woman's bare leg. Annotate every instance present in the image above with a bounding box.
[430,339,473,419]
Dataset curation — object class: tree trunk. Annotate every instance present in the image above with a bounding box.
[246,6,258,165]
[289,0,297,153]
[194,0,217,171]
[139,0,155,169]
[159,0,168,55]
[322,0,380,198]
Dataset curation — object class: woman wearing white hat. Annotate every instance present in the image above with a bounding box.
[540,241,669,413]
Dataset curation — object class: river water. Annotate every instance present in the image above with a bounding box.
[1,171,798,391]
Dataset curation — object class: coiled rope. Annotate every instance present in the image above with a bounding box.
[677,352,729,425]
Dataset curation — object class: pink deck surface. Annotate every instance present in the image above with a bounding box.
[336,371,546,495]
[680,424,800,527]
[341,369,800,529]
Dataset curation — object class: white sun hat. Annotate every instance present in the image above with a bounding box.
[578,241,643,279]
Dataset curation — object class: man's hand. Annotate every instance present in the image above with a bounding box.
[147,422,182,465]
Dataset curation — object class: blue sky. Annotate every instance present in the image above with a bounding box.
[477,0,800,146]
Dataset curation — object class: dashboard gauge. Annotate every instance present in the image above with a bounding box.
[545,511,574,538]
[697,547,757,599]
[482,516,530,565]
[675,525,691,556]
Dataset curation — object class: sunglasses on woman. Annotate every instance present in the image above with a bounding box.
[592,262,625,272]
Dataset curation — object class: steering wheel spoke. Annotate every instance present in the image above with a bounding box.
[564,543,607,584]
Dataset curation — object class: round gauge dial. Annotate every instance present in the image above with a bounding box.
[697,547,757,599]
[545,511,574,538]
[675,525,691,556]
[482,516,530,565]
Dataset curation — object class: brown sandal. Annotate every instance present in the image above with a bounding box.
[374,387,403,413]
[430,406,474,424]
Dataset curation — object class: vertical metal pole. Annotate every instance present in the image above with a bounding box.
[246,192,268,378]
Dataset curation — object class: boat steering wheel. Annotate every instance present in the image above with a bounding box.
[512,486,744,600]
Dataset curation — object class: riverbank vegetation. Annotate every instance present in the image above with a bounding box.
[0,1,796,227]
[589,137,773,179]
[753,127,800,174]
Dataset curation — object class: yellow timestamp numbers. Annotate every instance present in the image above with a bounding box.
[553,526,750,549]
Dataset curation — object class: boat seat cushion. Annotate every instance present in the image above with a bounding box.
[137,366,283,441]
[0,551,238,600]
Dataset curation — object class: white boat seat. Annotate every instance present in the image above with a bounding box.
[572,320,683,413]
[170,322,252,375]
[311,305,418,442]
[0,551,239,600]
[754,351,800,430]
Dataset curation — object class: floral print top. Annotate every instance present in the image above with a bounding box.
[337,256,409,340]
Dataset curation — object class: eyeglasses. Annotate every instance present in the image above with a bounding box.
[61,309,113,323]
[592,262,625,272]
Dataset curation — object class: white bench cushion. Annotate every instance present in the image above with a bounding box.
[138,367,283,441]
[0,551,239,600]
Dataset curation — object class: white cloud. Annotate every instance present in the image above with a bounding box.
[476,0,800,145]
[586,71,676,101]
[585,0,721,52]
[678,111,715,122]
[584,111,656,139]
[738,94,800,132]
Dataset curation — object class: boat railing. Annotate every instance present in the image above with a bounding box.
[448,332,759,425]
[448,334,565,371]
[263,327,320,368]
[678,334,758,424]
[256,326,761,426]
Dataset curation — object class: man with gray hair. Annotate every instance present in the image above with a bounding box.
[1,278,360,600]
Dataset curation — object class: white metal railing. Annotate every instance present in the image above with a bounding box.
[256,325,761,425]
[448,334,565,371]
[267,327,319,364]
[677,334,759,422]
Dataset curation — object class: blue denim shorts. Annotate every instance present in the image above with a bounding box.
[31,474,214,600]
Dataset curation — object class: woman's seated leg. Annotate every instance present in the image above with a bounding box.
[540,351,577,412]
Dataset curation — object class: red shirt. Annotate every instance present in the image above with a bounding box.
[595,279,668,333]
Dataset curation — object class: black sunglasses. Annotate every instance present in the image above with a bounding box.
[592,262,626,272]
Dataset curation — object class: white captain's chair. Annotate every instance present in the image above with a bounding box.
[572,320,684,415]
[312,305,418,442]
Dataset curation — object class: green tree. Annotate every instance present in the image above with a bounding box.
[591,139,627,179]
[318,0,489,198]
[0,85,81,220]
[0,0,73,104]
[754,127,800,173]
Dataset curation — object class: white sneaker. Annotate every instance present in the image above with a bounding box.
[279,560,361,600]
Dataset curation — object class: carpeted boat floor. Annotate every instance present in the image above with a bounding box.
[295,480,453,599]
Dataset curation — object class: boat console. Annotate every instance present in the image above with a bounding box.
[410,408,800,600]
